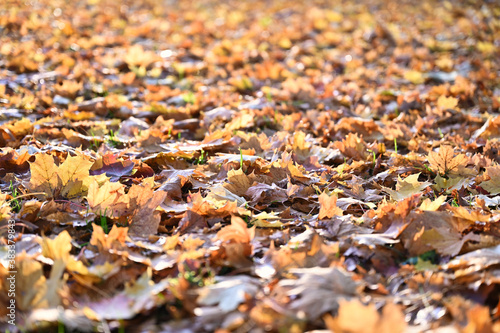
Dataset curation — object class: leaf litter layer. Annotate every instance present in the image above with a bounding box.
[0,0,500,331]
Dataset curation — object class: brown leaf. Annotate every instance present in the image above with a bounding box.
[127,183,167,237]
[90,153,135,181]
[245,182,287,205]
[223,168,253,197]
[275,267,358,319]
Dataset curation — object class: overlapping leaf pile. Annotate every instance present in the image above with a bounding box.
[1,0,500,331]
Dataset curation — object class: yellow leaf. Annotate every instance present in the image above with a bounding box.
[40,230,72,262]
[404,70,424,84]
[477,41,496,54]
[29,153,60,197]
[279,37,292,49]
[252,211,284,228]
[59,154,94,198]
[90,224,128,251]
[59,154,93,187]
[437,95,458,110]
[383,173,431,201]
[420,195,446,211]
[16,258,47,310]
[87,179,128,217]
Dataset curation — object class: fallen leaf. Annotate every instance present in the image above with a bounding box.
[196,275,260,312]
[428,145,468,176]
[318,191,343,219]
[383,173,431,201]
[276,267,359,319]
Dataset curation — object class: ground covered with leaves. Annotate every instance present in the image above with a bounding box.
[1,0,500,331]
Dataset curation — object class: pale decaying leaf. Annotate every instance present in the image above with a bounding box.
[444,244,500,275]
[276,267,359,319]
[195,275,260,313]
[84,268,169,320]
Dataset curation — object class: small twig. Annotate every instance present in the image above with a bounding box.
[7,192,48,202]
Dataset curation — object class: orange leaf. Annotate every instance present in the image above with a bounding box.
[318,191,343,219]
[428,145,468,175]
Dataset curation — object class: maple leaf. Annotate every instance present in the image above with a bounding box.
[479,165,500,195]
[39,231,88,274]
[276,267,359,319]
[411,227,479,256]
[245,182,288,205]
[428,145,468,176]
[223,168,253,197]
[196,275,260,313]
[127,183,167,237]
[215,215,255,267]
[28,153,94,199]
[433,173,470,192]
[16,257,49,311]
[437,95,458,110]
[90,224,129,251]
[28,153,60,197]
[0,147,30,175]
[90,153,135,181]
[123,45,159,68]
[58,154,94,198]
[334,133,367,160]
[419,195,446,211]
[324,300,407,333]
[382,173,431,201]
[216,215,255,244]
[86,179,128,217]
[39,230,72,262]
[318,191,343,219]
